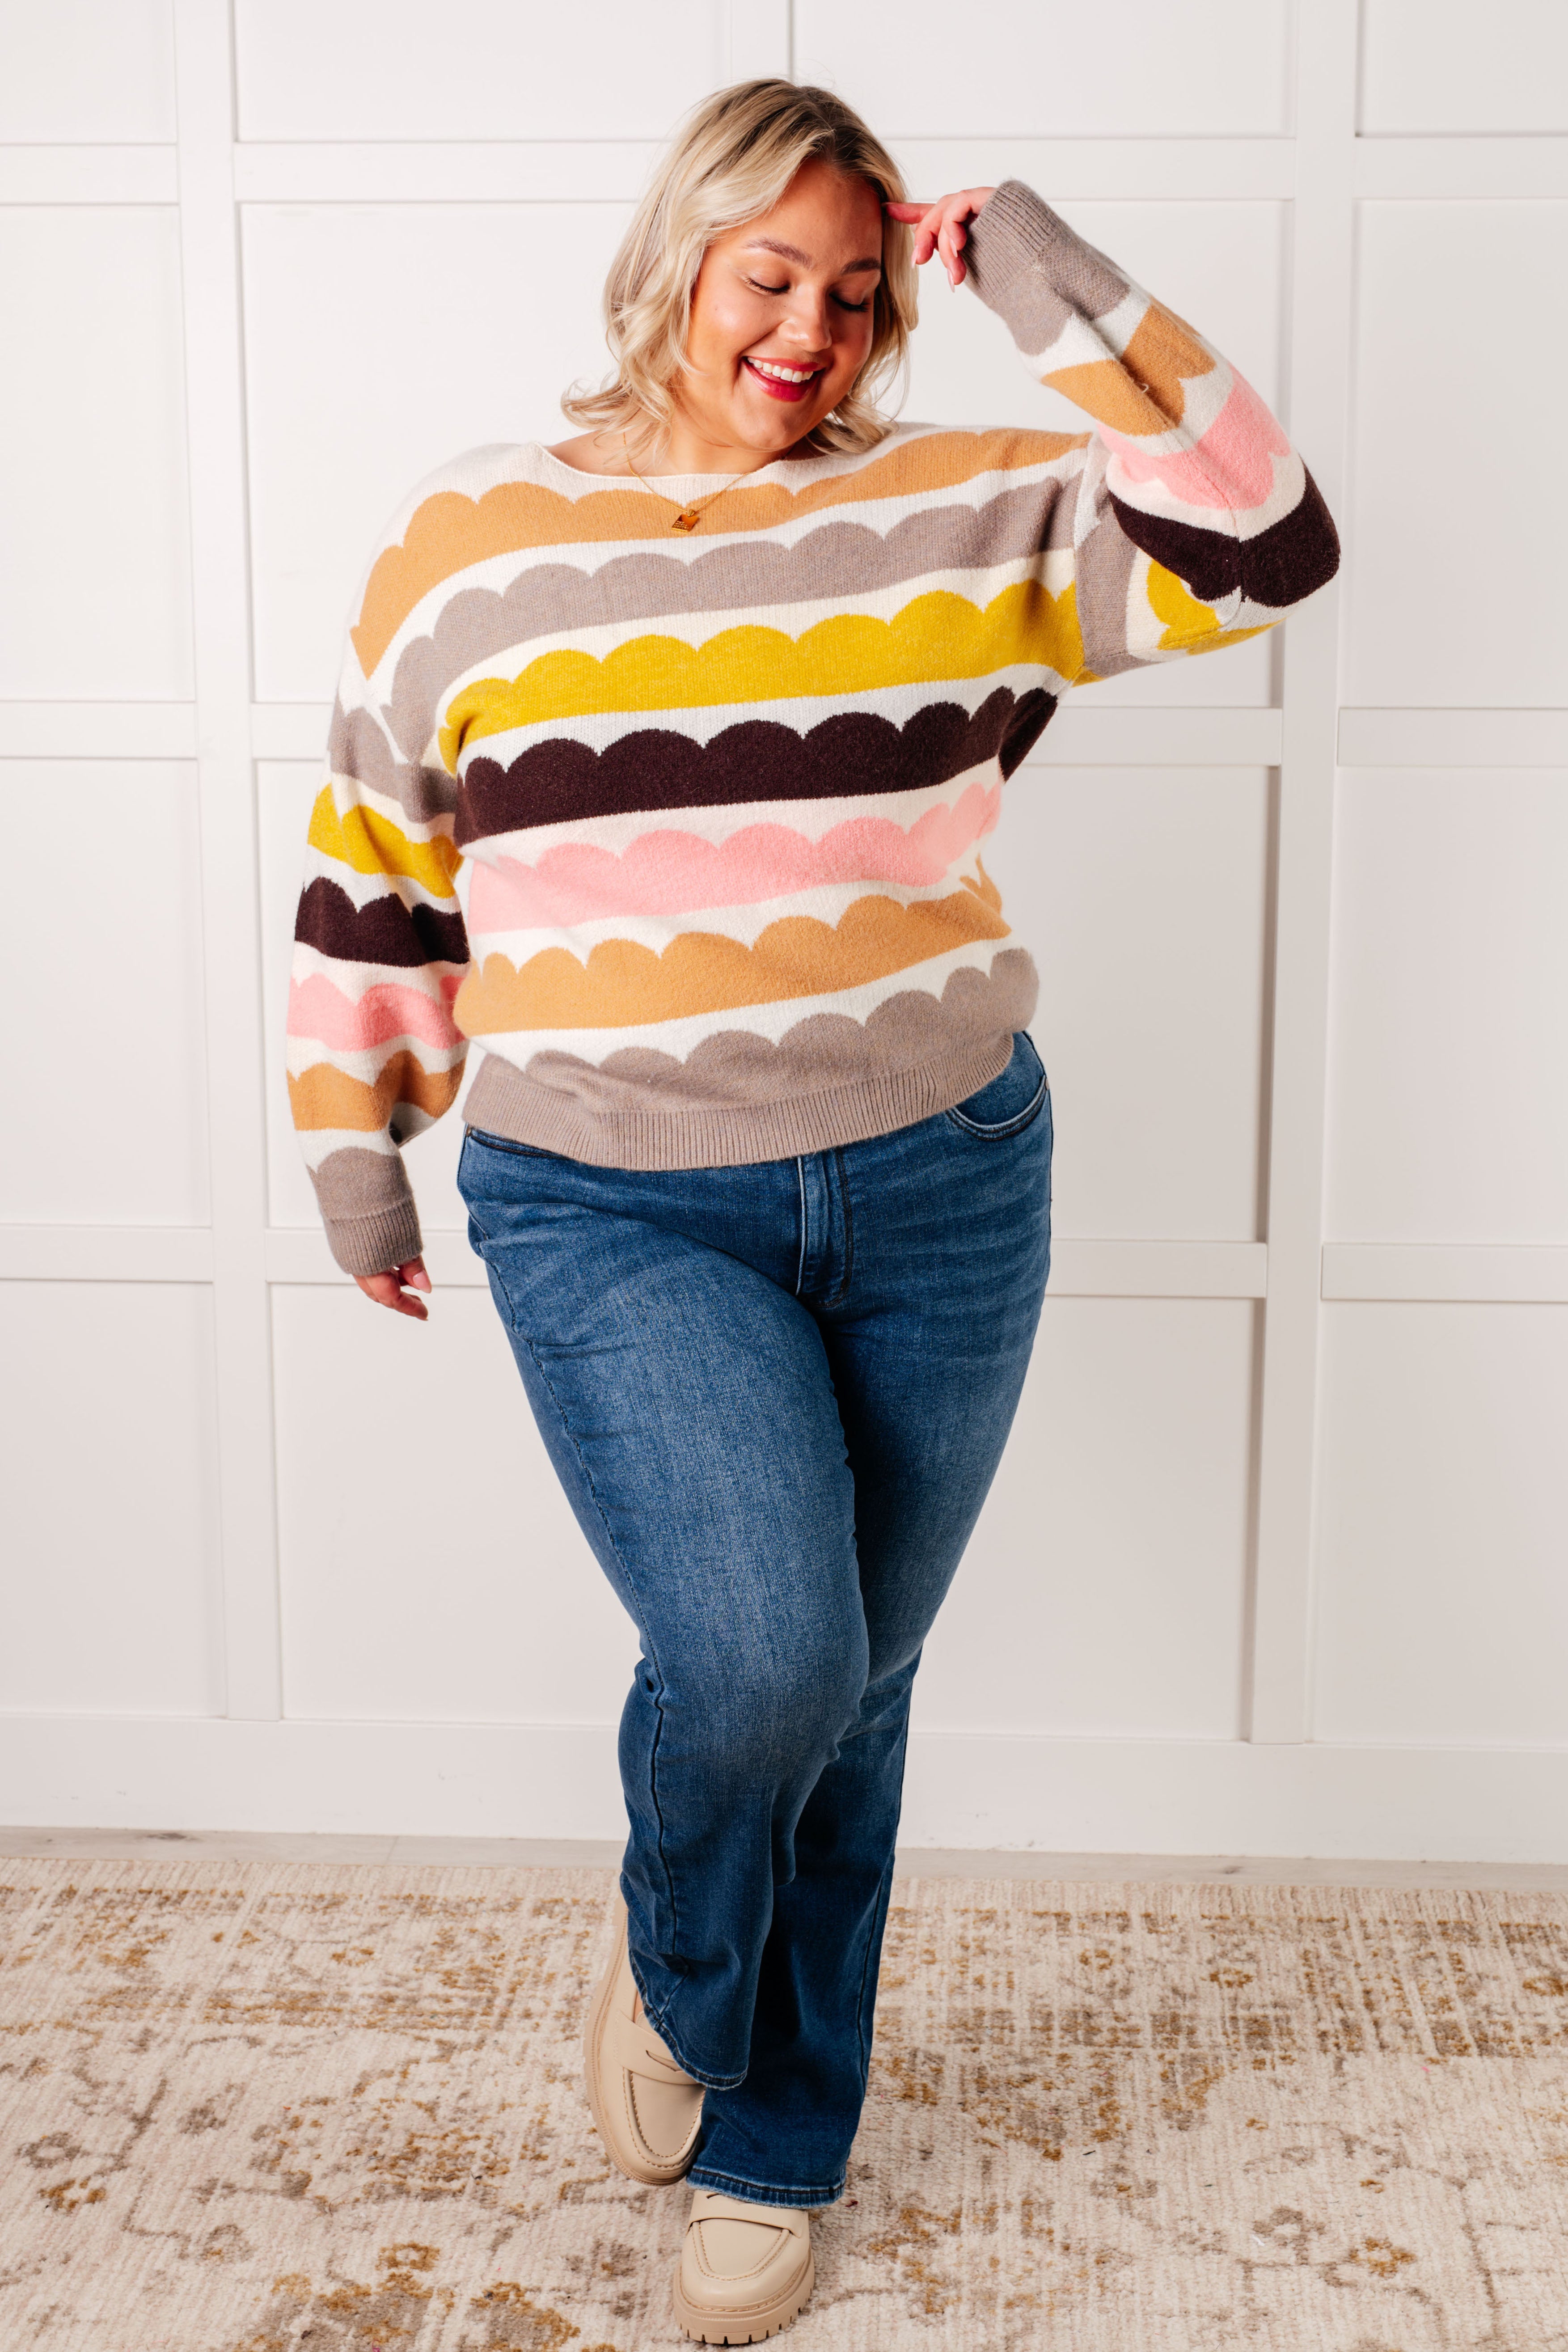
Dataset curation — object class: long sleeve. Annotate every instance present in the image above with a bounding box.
[963,181,1339,679]
[287,613,471,1277]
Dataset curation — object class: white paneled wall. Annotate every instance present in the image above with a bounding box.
[3,0,1566,1858]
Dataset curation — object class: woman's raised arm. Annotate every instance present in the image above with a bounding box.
[890,182,1339,678]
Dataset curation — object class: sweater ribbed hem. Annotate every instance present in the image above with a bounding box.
[461,1032,1019,1172]
[323,1199,425,1278]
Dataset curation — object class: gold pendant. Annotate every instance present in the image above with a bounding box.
[671,510,700,533]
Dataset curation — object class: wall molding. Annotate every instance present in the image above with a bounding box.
[1339,708,1568,766]
[3,1714,1566,1862]
[16,133,1561,215]
[1323,1244,1568,1305]
[15,1232,1568,1307]
[1353,134,1568,200]
[1246,0,1357,1747]
[173,0,284,1723]
[262,1228,1271,1298]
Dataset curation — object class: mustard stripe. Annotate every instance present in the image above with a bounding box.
[308,786,462,898]
[442,582,1084,767]
[1147,562,1269,654]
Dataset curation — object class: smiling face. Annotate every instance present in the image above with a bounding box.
[676,157,886,463]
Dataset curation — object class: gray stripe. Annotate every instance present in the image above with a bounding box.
[966,180,1130,354]
[327,701,457,825]
[465,950,1039,1135]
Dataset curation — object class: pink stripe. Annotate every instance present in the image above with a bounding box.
[469,778,1002,932]
[288,971,464,1052]
[1104,370,1289,513]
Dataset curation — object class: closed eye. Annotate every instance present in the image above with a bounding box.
[747,277,872,313]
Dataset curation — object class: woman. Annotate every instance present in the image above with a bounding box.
[287,79,1336,2343]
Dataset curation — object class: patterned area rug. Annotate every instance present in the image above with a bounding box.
[3,1861,1568,2350]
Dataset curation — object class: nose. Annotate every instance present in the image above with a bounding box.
[778,284,833,354]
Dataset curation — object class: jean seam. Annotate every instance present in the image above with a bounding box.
[824,1146,854,1308]
[621,1955,748,2091]
[465,1194,681,1975]
[794,1157,807,1298]
[853,1710,909,2091]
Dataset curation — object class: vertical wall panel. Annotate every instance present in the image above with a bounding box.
[917,1299,1256,1739]
[0,0,176,142]
[233,0,726,140]
[1344,200,1568,709]
[0,1282,223,1714]
[272,1284,637,1722]
[241,201,633,701]
[1314,1303,1568,1745]
[0,208,193,699]
[796,0,1294,135]
[0,762,209,1224]
[1360,0,1568,133]
[1326,770,1568,1244]
[995,768,1271,1241]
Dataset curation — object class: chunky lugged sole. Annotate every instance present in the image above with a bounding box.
[581,1907,699,2188]
[671,2246,816,2344]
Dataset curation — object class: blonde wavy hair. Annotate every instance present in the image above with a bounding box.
[561,80,917,459]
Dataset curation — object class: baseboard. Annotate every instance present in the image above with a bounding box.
[2,1716,1566,1863]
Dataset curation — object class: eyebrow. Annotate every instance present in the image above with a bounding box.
[742,236,882,275]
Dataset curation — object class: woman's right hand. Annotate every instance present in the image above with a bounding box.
[354,1257,432,1321]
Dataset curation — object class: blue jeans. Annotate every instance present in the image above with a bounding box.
[457,1032,1052,2206]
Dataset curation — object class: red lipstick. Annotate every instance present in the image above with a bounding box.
[743,356,822,403]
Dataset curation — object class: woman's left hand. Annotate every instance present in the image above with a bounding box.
[885,189,996,287]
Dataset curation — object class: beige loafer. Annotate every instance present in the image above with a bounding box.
[583,1893,703,2185]
[672,2190,815,2344]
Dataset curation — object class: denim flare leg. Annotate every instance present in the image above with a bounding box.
[457,1031,1052,2207]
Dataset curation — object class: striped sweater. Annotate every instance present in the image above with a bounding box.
[289,182,1338,1276]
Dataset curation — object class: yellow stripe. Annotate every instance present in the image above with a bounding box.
[1147,562,1270,656]
[308,786,461,897]
[440,582,1084,769]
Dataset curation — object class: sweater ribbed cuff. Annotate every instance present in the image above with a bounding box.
[323,1198,425,1279]
[964,179,1071,311]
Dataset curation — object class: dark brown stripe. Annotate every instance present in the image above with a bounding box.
[454,689,1057,846]
[295,876,470,969]
[1109,471,1340,611]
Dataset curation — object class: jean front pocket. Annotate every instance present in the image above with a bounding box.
[462,1125,566,1163]
[944,1032,1049,1139]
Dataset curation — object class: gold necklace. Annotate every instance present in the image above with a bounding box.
[621,431,750,534]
